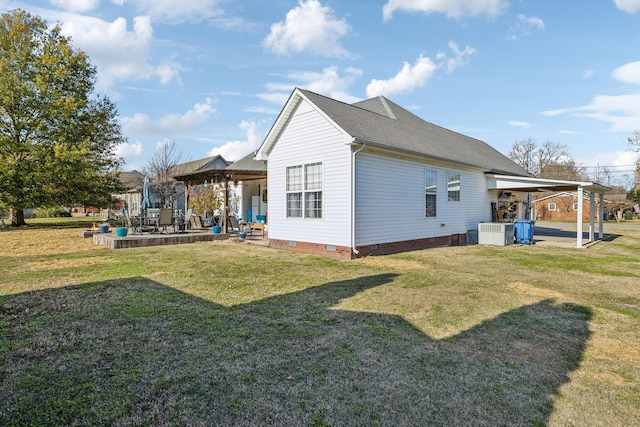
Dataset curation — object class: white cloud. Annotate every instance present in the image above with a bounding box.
[613,61,640,85]
[366,55,437,98]
[614,0,640,13]
[116,140,144,169]
[582,69,595,79]
[112,0,240,26]
[559,129,578,135]
[508,121,531,129]
[50,0,100,12]
[507,14,545,40]
[257,66,363,106]
[543,61,640,132]
[263,0,352,58]
[383,0,508,20]
[208,120,264,161]
[122,98,217,136]
[440,41,476,72]
[543,93,640,132]
[60,15,181,92]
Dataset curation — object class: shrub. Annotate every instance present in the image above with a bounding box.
[31,207,72,218]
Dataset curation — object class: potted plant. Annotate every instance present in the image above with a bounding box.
[115,210,129,238]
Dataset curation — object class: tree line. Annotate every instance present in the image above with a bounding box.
[508,136,640,194]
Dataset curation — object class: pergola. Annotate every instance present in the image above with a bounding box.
[172,152,267,233]
[486,174,612,248]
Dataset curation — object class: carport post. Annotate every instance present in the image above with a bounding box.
[576,187,584,248]
[589,191,595,242]
[599,193,604,238]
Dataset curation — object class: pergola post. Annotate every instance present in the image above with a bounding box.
[223,176,229,233]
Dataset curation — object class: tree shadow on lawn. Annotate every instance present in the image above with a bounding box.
[1,274,591,426]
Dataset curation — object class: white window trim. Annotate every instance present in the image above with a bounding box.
[447,172,461,202]
[548,202,557,211]
[425,169,437,218]
[286,162,323,219]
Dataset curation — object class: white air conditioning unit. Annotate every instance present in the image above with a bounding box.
[478,222,514,246]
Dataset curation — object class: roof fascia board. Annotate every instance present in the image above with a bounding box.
[486,173,612,193]
[255,88,350,161]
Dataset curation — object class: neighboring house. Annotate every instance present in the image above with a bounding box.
[255,88,536,258]
[112,170,145,217]
[532,192,595,221]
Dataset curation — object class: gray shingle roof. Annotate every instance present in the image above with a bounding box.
[298,89,530,176]
[225,151,266,172]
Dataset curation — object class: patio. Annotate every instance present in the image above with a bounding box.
[525,220,617,248]
[92,229,268,249]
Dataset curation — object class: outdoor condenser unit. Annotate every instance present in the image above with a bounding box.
[478,222,514,246]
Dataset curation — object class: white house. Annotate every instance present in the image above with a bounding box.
[255,88,610,257]
[255,89,526,258]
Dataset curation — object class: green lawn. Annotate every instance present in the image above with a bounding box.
[1,219,639,426]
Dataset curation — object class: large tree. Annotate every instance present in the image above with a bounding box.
[143,140,185,209]
[508,139,584,180]
[0,9,125,226]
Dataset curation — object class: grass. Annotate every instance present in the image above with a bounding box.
[1,218,639,425]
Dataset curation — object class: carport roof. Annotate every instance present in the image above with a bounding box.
[486,174,611,194]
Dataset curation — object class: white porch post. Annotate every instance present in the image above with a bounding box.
[599,193,604,238]
[577,187,584,248]
[589,191,595,242]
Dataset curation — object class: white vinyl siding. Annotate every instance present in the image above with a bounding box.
[266,99,352,246]
[355,153,491,246]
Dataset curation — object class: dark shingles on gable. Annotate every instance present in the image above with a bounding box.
[298,89,529,177]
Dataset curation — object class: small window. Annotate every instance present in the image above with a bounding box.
[548,202,556,211]
[425,170,437,217]
[573,202,579,211]
[447,172,460,202]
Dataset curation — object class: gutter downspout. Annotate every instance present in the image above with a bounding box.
[351,141,366,256]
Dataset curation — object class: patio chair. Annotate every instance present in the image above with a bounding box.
[228,216,246,235]
[189,214,207,230]
[158,208,173,233]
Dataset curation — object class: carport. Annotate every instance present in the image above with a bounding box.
[486,174,611,248]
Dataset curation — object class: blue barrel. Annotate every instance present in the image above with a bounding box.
[514,219,534,244]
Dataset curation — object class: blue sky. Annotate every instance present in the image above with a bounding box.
[3,0,640,186]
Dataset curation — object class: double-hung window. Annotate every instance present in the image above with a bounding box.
[286,162,323,218]
[425,170,437,217]
[447,172,460,202]
[286,165,303,217]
